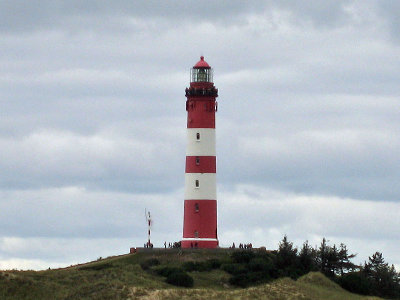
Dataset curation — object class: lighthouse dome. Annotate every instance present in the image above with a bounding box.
[193,56,211,69]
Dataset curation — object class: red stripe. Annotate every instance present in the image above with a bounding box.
[183,200,217,239]
[187,99,216,128]
[185,156,216,173]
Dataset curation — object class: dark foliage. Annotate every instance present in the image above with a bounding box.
[182,261,197,272]
[339,272,371,295]
[220,236,400,298]
[136,235,400,297]
[79,263,113,271]
[361,252,400,299]
[207,258,222,269]
[221,263,248,275]
[166,271,194,287]
[231,251,255,264]
[277,235,298,269]
[155,267,184,277]
[228,273,252,288]
[221,250,278,287]
[182,259,222,272]
[315,238,358,279]
[248,257,271,272]
[299,240,317,274]
[139,258,160,270]
[226,259,276,288]
[271,237,400,299]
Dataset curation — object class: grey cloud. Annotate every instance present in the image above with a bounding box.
[1,186,399,269]
[218,186,400,266]
[0,187,183,239]
[218,186,400,241]
[218,126,400,201]
[1,1,400,270]
[376,1,400,42]
[0,125,186,192]
[0,0,358,34]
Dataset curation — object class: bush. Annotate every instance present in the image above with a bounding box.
[183,259,222,272]
[182,261,210,272]
[221,263,248,275]
[166,272,194,287]
[278,266,303,279]
[156,267,184,277]
[231,251,255,264]
[229,273,251,288]
[248,258,272,272]
[221,263,235,274]
[79,263,113,271]
[182,261,197,272]
[140,258,160,270]
[207,259,222,269]
[339,272,371,295]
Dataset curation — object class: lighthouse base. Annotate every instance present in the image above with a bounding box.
[181,239,218,249]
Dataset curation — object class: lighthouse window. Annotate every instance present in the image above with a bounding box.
[194,231,199,238]
[196,132,200,141]
[198,69,207,81]
[195,203,199,212]
[191,68,213,83]
[195,156,200,165]
[195,180,199,188]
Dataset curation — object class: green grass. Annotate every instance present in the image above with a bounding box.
[0,251,383,300]
[129,273,383,300]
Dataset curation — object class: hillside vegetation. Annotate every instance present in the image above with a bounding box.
[0,249,385,300]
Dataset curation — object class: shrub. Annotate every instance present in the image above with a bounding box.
[194,259,222,271]
[231,251,255,264]
[229,273,251,288]
[182,261,197,272]
[248,258,272,272]
[166,272,194,287]
[183,259,222,272]
[182,261,210,272]
[339,272,371,295]
[79,263,113,271]
[140,258,160,270]
[221,263,235,274]
[206,259,222,269]
[229,269,272,288]
[221,263,248,275]
[156,267,184,277]
[249,271,271,284]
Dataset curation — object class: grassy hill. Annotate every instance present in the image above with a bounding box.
[0,250,383,300]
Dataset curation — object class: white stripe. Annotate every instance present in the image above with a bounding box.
[181,238,218,241]
[186,128,216,156]
[184,173,216,200]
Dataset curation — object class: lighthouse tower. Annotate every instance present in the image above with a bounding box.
[181,56,219,248]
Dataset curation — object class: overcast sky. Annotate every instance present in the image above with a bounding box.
[1,1,399,270]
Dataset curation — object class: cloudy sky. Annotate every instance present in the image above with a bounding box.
[1,1,399,270]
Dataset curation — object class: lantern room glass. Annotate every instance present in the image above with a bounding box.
[191,68,213,83]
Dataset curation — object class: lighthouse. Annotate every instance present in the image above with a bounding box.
[181,56,219,248]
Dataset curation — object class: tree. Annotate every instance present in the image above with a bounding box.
[299,240,317,274]
[277,235,298,269]
[316,238,357,278]
[317,238,332,276]
[337,243,357,276]
[363,252,400,298]
[275,235,300,278]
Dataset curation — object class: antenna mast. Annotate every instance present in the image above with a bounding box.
[145,209,152,248]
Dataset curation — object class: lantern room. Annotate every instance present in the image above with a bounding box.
[191,56,213,83]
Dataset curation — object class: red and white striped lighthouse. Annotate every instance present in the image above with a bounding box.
[181,56,219,248]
